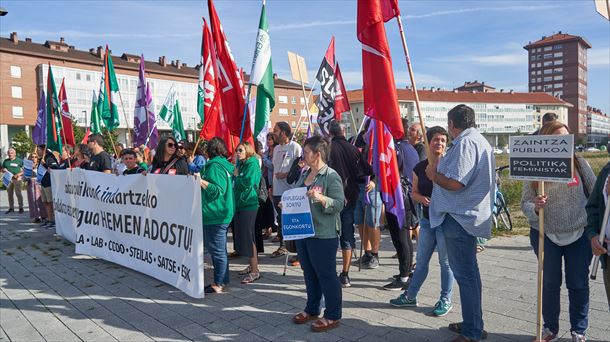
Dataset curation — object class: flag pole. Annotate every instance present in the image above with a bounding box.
[348,110,358,139]
[293,78,319,137]
[395,15,429,155]
[239,85,253,143]
[535,181,546,342]
[117,91,133,147]
[590,199,610,279]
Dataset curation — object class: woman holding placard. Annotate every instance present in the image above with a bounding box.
[291,136,345,332]
[521,121,596,342]
[233,142,262,284]
[24,152,47,223]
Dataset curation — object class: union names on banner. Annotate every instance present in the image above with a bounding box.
[51,169,205,298]
[509,134,574,183]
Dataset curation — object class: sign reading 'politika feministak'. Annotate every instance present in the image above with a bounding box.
[509,134,574,182]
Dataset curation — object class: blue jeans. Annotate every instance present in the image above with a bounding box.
[440,215,483,341]
[296,237,342,320]
[529,229,591,335]
[406,217,454,302]
[354,183,382,227]
[339,203,356,250]
[203,224,230,286]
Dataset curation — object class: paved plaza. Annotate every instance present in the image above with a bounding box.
[1,190,609,341]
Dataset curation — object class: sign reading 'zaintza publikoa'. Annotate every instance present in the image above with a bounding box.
[509,134,574,183]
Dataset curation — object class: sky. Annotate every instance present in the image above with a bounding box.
[1,0,609,113]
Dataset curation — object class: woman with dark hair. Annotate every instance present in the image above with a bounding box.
[521,121,596,342]
[390,126,455,317]
[199,137,235,294]
[233,142,262,284]
[291,135,344,332]
[73,144,91,169]
[25,152,47,223]
[261,133,278,239]
[150,136,188,175]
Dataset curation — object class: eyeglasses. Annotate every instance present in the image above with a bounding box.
[167,142,176,148]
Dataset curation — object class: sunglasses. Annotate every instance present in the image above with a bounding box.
[177,146,184,150]
[167,142,176,148]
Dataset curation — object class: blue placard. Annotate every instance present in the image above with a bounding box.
[23,159,34,178]
[36,164,46,184]
[281,187,315,241]
[3,171,13,187]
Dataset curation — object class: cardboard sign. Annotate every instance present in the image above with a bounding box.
[23,159,34,178]
[509,134,574,183]
[2,171,13,187]
[281,187,315,241]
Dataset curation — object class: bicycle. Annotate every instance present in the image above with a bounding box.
[493,165,513,231]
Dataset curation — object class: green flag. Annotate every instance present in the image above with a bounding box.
[90,90,102,134]
[249,2,275,138]
[159,87,186,141]
[98,46,120,131]
[46,64,63,153]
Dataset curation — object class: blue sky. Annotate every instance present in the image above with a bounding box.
[2,0,609,113]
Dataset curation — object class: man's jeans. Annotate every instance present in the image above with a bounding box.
[529,229,591,335]
[440,215,483,341]
[406,217,454,302]
[203,224,230,286]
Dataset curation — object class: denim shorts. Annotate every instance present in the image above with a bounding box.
[354,183,382,227]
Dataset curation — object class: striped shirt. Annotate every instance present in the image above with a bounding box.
[430,127,495,238]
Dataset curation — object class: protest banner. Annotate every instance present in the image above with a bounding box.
[509,134,574,182]
[51,169,205,298]
[3,171,13,187]
[281,187,315,241]
[508,134,574,341]
[23,159,34,178]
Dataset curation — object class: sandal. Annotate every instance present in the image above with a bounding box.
[228,251,240,259]
[238,266,251,275]
[292,312,319,325]
[241,272,261,284]
[270,247,288,258]
[311,317,340,332]
[476,245,485,253]
[272,235,281,243]
[448,322,488,340]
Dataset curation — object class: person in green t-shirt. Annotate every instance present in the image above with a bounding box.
[2,148,24,214]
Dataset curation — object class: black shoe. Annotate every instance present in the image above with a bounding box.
[365,255,379,269]
[5,209,14,214]
[383,278,409,291]
[353,252,371,265]
[18,208,24,214]
[339,272,351,288]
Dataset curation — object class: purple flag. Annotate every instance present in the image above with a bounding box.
[32,90,46,145]
[133,55,157,148]
[145,82,158,149]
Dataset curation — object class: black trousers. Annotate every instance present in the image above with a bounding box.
[386,211,414,278]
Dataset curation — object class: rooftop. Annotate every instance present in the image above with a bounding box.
[346,88,573,106]
[524,31,592,49]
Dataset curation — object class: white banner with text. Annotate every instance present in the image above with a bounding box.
[51,169,204,298]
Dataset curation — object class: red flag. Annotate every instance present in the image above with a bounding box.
[58,79,76,146]
[334,63,350,119]
[357,0,403,139]
[81,128,91,144]
[207,0,251,141]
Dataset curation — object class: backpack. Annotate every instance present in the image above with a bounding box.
[257,175,269,202]
[286,157,303,185]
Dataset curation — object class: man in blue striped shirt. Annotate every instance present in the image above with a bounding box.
[426,104,495,342]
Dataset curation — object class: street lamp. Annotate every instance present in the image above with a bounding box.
[82,110,87,128]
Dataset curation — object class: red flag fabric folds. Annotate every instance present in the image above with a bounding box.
[58,80,76,147]
[357,0,403,139]
[333,63,350,118]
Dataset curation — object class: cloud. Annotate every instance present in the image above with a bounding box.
[270,20,355,32]
[589,47,610,67]
[435,53,525,66]
[338,70,450,89]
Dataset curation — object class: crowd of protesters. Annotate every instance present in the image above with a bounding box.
[3,103,609,341]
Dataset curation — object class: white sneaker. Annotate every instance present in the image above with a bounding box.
[570,331,586,342]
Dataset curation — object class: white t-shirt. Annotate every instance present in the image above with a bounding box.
[272,141,302,196]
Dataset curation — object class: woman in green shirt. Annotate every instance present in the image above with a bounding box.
[291,136,345,332]
[233,142,262,284]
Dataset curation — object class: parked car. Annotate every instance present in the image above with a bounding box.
[585,147,600,152]
[576,145,585,152]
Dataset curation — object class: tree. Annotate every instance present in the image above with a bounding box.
[497,135,507,148]
[101,127,120,155]
[72,119,86,146]
[11,130,35,158]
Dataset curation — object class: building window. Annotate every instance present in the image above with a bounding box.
[291,96,296,104]
[291,121,296,128]
[543,53,553,59]
[12,106,23,118]
[278,95,288,104]
[292,109,297,116]
[553,52,563,58]
[301,109,307,116]
[543,61,553,67]
[543,69,552,75]
[543,46,552,51]
[530,71,536,76]
[554,59,563,65]
[530,86,536,92]
[530,55,536,61]
[537,63,542,67]
[553,44,562,50]
[278,108,288,116]
[553,67,563,73]
[553,75,563,81]
[11,86,22,99]
[76,72,81,80]
[537,70,541,75]
[536,48,541,52]
[537,78,542,83]
[10,65,22,78]
[86,74,91,81]
[553,83,562,89]
[300,97,305,105]
[530,63,536,68]
[530,79,537,84]
[543,76,552,82]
